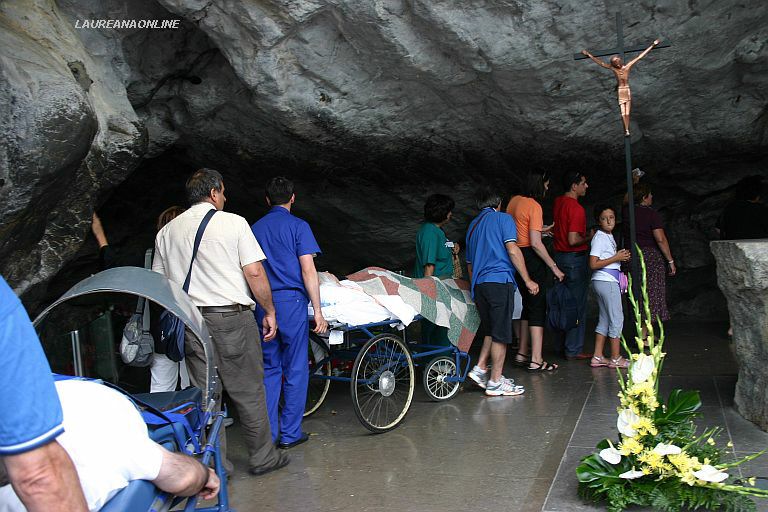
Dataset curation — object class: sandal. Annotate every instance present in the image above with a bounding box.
[513,352,531,367]
[527,360,558,372]
[590,356,608,368]
[609,357,630,369]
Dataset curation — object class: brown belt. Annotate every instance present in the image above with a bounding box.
[198,304,251,314]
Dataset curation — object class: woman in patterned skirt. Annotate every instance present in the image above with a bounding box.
[622,183,676,326]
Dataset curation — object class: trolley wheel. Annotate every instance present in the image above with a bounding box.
[305,334,331,417]
[351,333,414,433]
[422,355,460,401]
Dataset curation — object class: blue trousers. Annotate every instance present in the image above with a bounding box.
[553,251,589,356]
[256,290,309,444]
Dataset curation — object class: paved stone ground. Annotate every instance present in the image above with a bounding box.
[222,319,768,512]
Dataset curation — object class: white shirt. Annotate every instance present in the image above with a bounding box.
[153,202,266,307]
[0,380,163,512]
[590,230,620,283]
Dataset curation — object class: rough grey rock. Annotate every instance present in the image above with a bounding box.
[711,240,768,432]
[0,0,146,302]
[1,0,767,315]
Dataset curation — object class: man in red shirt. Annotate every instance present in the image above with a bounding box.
[552,172,594,360]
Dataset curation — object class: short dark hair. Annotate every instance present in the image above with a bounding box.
[265,176,294,205]
[475,186,502,210]
[523,172,549,200]
[561,171,585,193]
[593,204,616,221]
[156,206,186,231]
[423,194,455,223]
[186,168,223,205]
[633,182,651,204]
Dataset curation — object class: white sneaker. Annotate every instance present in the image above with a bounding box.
[468,365,489,389]
[485,377,525,396]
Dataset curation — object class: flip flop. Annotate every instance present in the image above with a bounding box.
[527,360,558,372]
[513,352,531,367]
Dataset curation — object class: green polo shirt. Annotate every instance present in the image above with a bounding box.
[414,222,453,278]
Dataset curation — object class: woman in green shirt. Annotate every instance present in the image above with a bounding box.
[414,194,459,345]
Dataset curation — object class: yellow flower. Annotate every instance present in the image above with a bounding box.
[707,438,716,446]
[631,416,658,437]
[638,449,664,470]
[668,452,701,474]
[748,477,756,486]
[619,437,644,456]
[727,441,734,448]
[681,472,697,486]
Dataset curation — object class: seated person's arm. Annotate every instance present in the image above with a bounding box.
[152,446,219,500]
[4,441,87,512]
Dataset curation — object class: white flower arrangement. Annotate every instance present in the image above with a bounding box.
[577,250,767,512]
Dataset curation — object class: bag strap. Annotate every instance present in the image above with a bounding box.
[182,209,216,293]
[598,268,621,281]
[468,209,493,244]
[141,249,153,333]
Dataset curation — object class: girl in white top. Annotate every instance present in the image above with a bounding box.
[589,206,631,369]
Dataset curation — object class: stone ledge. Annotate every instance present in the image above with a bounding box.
[711,239,768,432]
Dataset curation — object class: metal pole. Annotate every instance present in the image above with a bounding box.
[70,330,84,376]
[624,137,639,298]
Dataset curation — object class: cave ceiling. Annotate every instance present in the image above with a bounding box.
[1,0,767,315]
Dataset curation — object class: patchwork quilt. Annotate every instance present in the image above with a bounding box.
[345,267,480,352]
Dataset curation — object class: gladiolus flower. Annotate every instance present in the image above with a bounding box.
[631,353,655,384]
[693,465,729,483]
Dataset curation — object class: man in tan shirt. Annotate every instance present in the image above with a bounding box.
[153,168,288,476]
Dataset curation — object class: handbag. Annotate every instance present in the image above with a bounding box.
[451,251,463,279]
[152,209,216,362]
[120,250,155,366]
[601,268,629,294]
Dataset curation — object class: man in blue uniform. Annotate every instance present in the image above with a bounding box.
[0,276,87,511]
[251,177,328,449]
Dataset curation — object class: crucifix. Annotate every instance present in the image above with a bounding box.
[574,13,669,295]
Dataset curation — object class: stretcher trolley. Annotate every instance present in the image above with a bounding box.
[33,267,232,512]
[303,316,472,433]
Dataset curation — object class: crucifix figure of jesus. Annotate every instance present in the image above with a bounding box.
[581,39,661,136]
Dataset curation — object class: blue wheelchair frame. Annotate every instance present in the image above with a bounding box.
[34,267,234,512]
[306,316,471,432]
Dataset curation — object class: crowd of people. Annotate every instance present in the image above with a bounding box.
[415,169,687,395]
[2,167,764,510]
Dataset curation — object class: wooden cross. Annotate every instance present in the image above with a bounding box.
[574,13,671,300]
[573,13,670,63]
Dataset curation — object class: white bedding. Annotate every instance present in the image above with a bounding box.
[308,279,417,330]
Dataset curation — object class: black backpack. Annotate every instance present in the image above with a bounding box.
[546,281,579,332]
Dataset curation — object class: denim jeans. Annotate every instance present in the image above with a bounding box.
[554,251,589,356]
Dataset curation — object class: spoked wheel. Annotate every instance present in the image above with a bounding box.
[305,334,331,417]
[423,355,460,401]
[351,333,414,433]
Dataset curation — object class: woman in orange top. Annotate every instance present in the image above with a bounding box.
[506,172,565,371]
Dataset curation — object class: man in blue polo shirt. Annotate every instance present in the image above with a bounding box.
[251,177,328,449]
[465,188,539,397]
[0,276,87,511]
